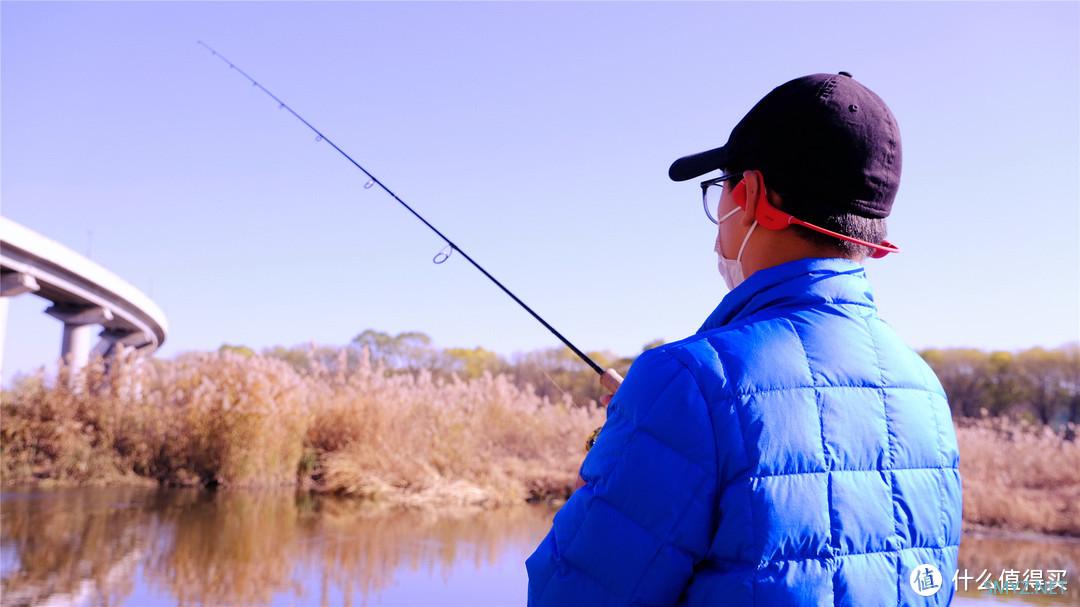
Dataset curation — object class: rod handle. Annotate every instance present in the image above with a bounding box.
[600,368,623,393]
[587,370,625,453]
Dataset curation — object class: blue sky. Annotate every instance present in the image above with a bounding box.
[2,1,1078,385]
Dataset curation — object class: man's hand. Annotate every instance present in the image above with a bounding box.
[592,369,622,445]
[574,369,626,489]
[527,351,718,607]
[599,368,623,405]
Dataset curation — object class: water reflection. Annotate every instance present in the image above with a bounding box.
[1,488,552,607]
[957,531,1080,606]
[2,488,1077,606]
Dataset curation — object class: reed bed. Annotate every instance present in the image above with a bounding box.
[956,416,1080,536]
[0,347,600,507]
[2,348,1078,535]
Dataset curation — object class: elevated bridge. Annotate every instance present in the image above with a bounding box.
[1,216,168,375]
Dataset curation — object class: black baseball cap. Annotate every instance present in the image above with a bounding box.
[668,72,901,220]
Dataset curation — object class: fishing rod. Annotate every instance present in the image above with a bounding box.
[197,41,622,393]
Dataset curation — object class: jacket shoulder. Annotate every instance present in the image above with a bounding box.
[657,305,947,399]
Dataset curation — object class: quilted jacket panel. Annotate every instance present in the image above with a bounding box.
[526,258,962,606]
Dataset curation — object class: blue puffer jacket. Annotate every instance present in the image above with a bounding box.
[526,257,962,606]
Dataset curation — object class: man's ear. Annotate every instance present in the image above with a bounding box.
[740,170,765,227]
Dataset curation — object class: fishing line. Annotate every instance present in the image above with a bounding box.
[197,41,610,378]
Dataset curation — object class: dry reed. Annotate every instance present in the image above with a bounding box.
[3,348,1078,535]
[956,416,1080,536]
[1,347,600,507]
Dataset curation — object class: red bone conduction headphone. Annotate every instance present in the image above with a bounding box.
[730,179,900,259]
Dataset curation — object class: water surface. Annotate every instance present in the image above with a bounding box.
[1,488,1076,606]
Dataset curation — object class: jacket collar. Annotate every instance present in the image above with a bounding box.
[697,257,876,333]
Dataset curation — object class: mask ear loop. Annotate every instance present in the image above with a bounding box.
[736,221,758,262]
[727,179,758,263]
[717,206,741,224]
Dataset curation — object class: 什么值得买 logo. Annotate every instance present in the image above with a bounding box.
[910,563,942,597]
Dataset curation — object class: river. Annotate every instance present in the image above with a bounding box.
[1,488,1076,606]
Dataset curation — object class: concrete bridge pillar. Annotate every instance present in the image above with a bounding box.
[93,327,149,359]
[45,304,113,374]
[0,272,41,376]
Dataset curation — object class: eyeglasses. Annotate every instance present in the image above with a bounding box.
[700,173,743,224]
[698,173,902,258]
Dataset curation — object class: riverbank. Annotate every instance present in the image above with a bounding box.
[2,350,1077,536]
[1,349,602,507]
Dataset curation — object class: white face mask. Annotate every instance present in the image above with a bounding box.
[716,206,758,290]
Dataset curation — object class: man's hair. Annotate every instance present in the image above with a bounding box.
[755,171,888,260]
[788,211,887,260]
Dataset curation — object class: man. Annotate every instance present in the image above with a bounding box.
[526,72,962,606]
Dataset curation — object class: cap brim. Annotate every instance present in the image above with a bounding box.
[668,145,731,181]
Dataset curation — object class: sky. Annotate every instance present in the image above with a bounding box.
[2,1,1078,386]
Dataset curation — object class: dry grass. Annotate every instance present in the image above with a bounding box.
[3,349,1078,534]
[307,348,601,506]
[1,349,309,488]
[1,347,600,506]
[956,417,1080,536]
